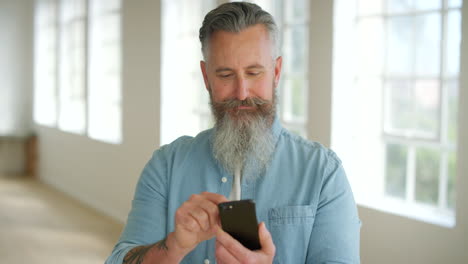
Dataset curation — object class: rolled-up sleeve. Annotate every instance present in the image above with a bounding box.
[306,152,361,264]
[105,147,169,264]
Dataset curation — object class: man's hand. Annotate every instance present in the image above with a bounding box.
[173,192,228,251]
[215,222,276,264]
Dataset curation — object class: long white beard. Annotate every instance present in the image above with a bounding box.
[211,97,276,182]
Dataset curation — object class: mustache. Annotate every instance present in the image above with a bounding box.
[212,97,271,109]
[210,95,276,124]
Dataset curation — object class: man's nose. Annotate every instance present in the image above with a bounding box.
[235,76,249,100]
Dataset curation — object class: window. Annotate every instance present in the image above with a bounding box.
[58,0,87,133]
[160,0,310,145]
[244,0,310,137]
[333,0,461,227]
[34,0,58,126]
[88,0,122,143]
[34,0,122,144]
[160,0,216,145]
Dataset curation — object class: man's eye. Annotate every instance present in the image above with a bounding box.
[248,72,260,76]
[218,74,233,78]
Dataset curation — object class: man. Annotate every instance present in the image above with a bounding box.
[106,2,360,264]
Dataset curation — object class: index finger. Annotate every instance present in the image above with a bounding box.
[200,192,229,204]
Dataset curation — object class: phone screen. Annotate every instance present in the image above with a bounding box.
[218,199,261,250]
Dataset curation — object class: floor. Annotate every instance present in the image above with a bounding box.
[0,175,123,264]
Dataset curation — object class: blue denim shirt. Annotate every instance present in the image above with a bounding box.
[106,118,361,263]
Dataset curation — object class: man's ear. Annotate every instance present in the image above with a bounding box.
[200,60,210,92]
[274,56,283,87]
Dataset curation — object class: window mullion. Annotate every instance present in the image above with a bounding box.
[84,0,89,136]
[408,3,417,205]
[437,0,450,209]
[382,0,389,139]
[406,145,416,203]
[54,0,60,126]
[440,3,449,145]
[439,151,449,209]
[278,0,286,131]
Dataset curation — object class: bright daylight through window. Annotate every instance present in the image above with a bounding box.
[333,0,462,227]
[34,0,122,144]
[34,0,58,127]
[161,0,310,145]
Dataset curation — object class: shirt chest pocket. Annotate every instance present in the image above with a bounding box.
[267,205,315,264]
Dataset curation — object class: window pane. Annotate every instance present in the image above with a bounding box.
[61,0,85,20]
[92,0,120,12]
[413,0,441,11]
[59,99,86,132]
[89,101,121,143]
[283,25,308,73]
[445,10,461,77]
[387,0,412,13]
[414,13,441,76]
[285,0,308,22]
[386,80,439,137]
[34,1,58,126]
[88,1,122,145]
[385,143,407,198]
[180,0,213,31]
[387,16,412,75]
[413,79,440,135]
[197,81,211,115]
[446,80,458,144]
[58,0,86,133]
[447,151,456,209]
[358,0,383,15]
[284,124,307,138]
[36,0,56,26]
[282,76,307,122]
[448,0,462,8]
[161,0,216,145]
[246,0,276,16]
[415,147,439,205]
[357,17,384,76]
[199,114,214,131]
[387,80,412,131]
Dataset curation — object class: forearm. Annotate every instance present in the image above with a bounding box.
[123,232,190,264]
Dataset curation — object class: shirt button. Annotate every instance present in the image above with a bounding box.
[221,177,227,183]
[204,259,210,264]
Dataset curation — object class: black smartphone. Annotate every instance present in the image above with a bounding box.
[218,199,261,250]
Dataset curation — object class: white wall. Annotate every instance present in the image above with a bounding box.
[36,0,161,222]
[0,0,33,175]
[0,0,33,137]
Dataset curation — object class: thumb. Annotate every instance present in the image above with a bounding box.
[258,222,275,255]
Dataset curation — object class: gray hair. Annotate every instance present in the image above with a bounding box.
[199,2,279,61]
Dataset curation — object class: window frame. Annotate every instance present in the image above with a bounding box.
[33,0,123,144]
[380,1,459,214]
[332,0,461,227]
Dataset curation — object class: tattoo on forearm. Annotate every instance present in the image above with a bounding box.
[155,237,169,251]
[123,238,169,264]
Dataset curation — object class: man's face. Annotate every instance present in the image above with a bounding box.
[200,24,282,110]
[201,24,282,178]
